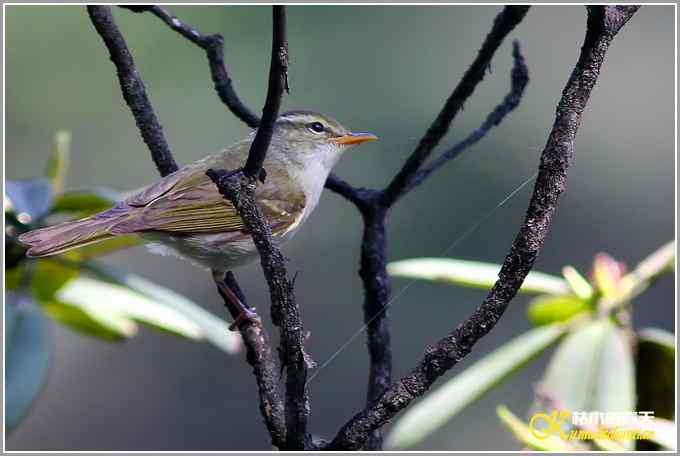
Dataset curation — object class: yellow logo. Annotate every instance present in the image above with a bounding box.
[530,409,572,440]
[529,409,656,442]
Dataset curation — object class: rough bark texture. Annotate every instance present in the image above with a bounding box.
[121,5,260,128]
[324,7,530,449]
[218,272,285,448]
[205,7,312,450]
[382,6,530,207]
[89,5,291,450]
[90,3,639,451]
[87,6,178,177]
[205,170,311,450]
[324,5,639,450]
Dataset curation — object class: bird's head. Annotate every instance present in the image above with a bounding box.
[268,111,377,169]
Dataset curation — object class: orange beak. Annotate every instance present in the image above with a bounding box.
[332,131,379,146]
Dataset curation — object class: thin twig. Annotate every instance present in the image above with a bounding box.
[325,5,639,450]
[407,40,529,191]
[205,6,312,450]
[87,6,178,177]
[120,5,260,128]
[381,6,530,207]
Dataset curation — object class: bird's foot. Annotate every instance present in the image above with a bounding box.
[228,304,262,331]
[212,270,262,331]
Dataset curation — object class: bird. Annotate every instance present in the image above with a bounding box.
[19,111,377,326]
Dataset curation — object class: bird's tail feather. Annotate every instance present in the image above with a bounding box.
[18,216,119,257]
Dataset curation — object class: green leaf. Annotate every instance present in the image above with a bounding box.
[617,241,675,305]
[5,294,51,432]
[387,258,569,295]
[31,258,80,301]
[78,262,240,353]
[42,300,133,341]
[527,294,591,327]
[561,266,593,299]
[539,320,636,449]
[539,320,611,412]
[385,324,566,449]
[50,191,115,217]
[636,328,674,421]
[44,131,71,195]
[496,405,573,451]
[595,326,636,412]
[56,276,202,341]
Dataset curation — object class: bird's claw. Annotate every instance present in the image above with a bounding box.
[228,305,262,331]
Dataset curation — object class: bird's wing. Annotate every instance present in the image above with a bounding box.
[112,146,306,235]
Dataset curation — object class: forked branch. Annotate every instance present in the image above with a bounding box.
[88,5,289,449]
[325,5,639,450]
[204,6,312,450]
[90,4,638,451]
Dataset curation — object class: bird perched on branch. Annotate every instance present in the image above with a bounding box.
[19,111,377,326]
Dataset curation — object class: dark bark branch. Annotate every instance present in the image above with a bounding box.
[206,168,312,450]
[324,174,375,210]
[205,6,311,450]
[90,3,637,452]
[88,5,288,449]
[217,273,286,448]
[323,8,529,449]
[87,6,178,178]
[358,202,391,450]
[381,5,529,207]
[243,6,288,178]
[119,4,306,449]
[407,40,529,191]
[120,5,260,128]
[325,5,638,450]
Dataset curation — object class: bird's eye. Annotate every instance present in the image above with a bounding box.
[308,122,325,134]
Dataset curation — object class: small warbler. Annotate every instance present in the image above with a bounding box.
[20,111,377,275]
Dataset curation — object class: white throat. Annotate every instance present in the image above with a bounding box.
[294,142,343,211]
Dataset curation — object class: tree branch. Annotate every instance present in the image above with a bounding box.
[206,169,312,450]
[87,6,178,177]
[406,40,529,191]
[323,7,529,450]
[381,5,530,207]
[87,5,288,448]
[217,272,285,447]
[120,4,307,448]
[243,5,288,178]
[120,5,260,128]
[324,174,375,210]
[90,4,636,451]
[325,5,639,450]
[205,6,312,450]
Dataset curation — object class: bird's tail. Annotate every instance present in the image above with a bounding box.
[18,214,121,258]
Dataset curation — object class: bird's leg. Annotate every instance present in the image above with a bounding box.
[212,270,262,331]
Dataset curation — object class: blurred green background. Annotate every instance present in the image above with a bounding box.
[5,5,674,451]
